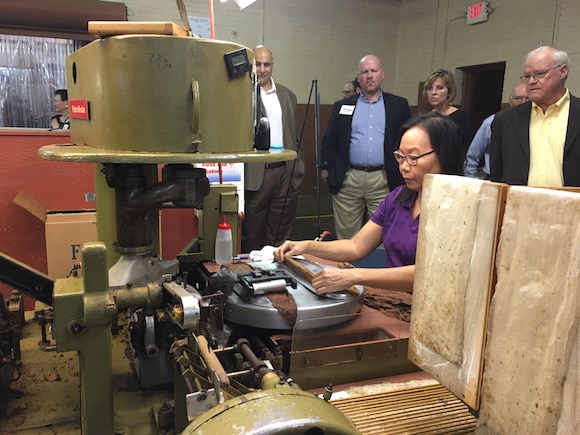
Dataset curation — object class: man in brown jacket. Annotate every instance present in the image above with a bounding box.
[242,46,304,252]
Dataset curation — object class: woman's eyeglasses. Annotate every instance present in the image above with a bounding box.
[393,150,435,165]
[424,85,447,93]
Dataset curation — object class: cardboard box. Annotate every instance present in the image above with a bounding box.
[14,191,97,279]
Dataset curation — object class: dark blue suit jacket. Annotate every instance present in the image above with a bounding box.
[490,95,580,186]
[321,92,411,195]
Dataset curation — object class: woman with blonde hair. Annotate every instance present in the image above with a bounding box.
[423,69,471,150]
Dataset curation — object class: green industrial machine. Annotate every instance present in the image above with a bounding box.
[29,24,363,434]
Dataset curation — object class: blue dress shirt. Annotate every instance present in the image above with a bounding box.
[349,93,386,167]
[465,114,494,178]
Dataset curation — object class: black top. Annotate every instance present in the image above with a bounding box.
[449,108,471,150]
[51,115,70,130]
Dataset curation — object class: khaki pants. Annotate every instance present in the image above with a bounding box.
[331,168,389,240]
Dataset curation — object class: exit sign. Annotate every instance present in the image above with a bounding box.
[467,2,490,25]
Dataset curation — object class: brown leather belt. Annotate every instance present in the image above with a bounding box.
[349,164,384,172]
[265,161,286,169]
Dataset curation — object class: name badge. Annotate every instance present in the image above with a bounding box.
[339,105,355,115]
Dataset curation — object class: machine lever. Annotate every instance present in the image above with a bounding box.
[197,335,230,387]
[0,253,54,306]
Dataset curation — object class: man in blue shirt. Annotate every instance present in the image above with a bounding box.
[464,83,527,179]
[321,55,411,239]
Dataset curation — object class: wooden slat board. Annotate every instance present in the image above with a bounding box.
[332,383,477,434]
[409,174,507,410]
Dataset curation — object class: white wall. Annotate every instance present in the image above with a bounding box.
[109,0,580,105]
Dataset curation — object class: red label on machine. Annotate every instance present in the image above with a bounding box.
[70,100,90,120]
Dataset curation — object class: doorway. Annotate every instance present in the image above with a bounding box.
[458,62,506,138]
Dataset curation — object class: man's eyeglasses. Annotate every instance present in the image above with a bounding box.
[510,95,529,102]
[520,65,562,83]
[342,89,355,96]
[424,85,447,93]
[393,150,435,165]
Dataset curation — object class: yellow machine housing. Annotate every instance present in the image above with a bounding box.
[66,35,254,154]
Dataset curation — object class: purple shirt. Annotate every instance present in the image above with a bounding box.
[370,185,419,268]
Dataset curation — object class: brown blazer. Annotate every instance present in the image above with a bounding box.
[244,82,304,191]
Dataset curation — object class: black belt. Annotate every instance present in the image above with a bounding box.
[349,164,384,172]
[265,161,286,169]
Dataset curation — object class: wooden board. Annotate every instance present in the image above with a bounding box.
[88,21,193,38]
[477,187,580,434]
[283,254,358,295]
[409,174,507,410]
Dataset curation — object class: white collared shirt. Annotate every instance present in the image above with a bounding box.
[260,79,284,148]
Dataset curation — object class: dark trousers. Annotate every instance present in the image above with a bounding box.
[242,165,299,252]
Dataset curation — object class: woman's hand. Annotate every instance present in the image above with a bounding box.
[274,240,310,261]
[311,267,356,294]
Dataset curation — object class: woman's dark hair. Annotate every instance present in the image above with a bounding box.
[395,112,465,202]
[54,89,68,102]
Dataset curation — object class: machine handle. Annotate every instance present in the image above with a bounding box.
[0,253,54,306]
[197,335,230,387]
[192,80,200,135]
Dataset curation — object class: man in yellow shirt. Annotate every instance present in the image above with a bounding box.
[490,46,580,187]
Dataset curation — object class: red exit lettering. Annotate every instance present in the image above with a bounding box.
[470,3,482,19]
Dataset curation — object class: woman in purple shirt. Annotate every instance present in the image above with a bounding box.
[275,112,465,293]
